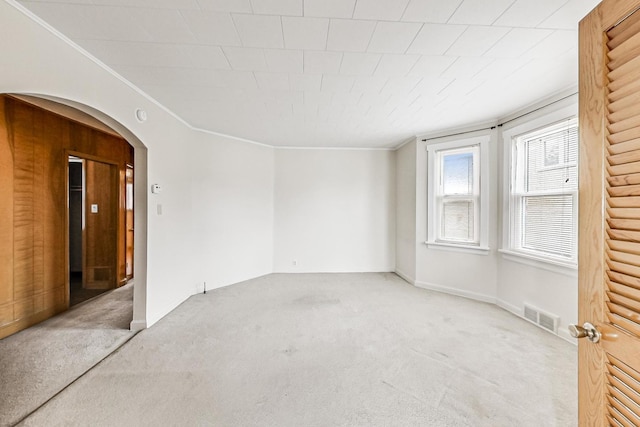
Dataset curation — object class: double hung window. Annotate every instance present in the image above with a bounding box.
[427,135,489,252]
[509,118,578,264]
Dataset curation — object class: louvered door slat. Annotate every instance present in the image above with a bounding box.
[609,239,640,255]
[608,184,640,197]
[608,127,640,145]
[607,412,628,427]
[608,150,640,165]
[607,312,640,336]
[609,138,640,155]
[608,270,640,291]
[608,249,640,266]
[608,161,640,175]
[608,291,640,314]
[608,11,640,49]
[607,208,640,219]
[609,73,640,97]
[607,228,640,243]
[608,279,640,299]
[608,259,640,278]
[609,196,640,208]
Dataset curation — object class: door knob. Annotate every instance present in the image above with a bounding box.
[568,322,601,343]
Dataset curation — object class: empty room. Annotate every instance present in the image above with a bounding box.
[0,0,638,425]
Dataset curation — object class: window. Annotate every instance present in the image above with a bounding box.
[509,118,578,264]
[427,135,489,252]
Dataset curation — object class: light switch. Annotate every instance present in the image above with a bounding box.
[91,204,98,213]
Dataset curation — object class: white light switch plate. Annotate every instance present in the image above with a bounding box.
[91,204,98,213]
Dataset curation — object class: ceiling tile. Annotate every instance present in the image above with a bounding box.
[196,0,252,13]
[183,45,232,69]
[19,3,151,41]
[304,0,356,18]
[407,55,457,77]
[327,19,376,52]
[401,0,463,23]
[210,69,259,88]
[78,40,193,68]
[522,30,575,59]
[538,0,600,30]
[351,75,388,93]
[86,0,200,8]
[471,57,530,80]
[380,76,422,95]
[353,0,411,21]
[340,53,381,75]
[412,77,454,94]
[232,14,284,48]
[484,28,553,58]
[406,23,466,55]
[254,72,290,90]
[290,73,323,91]
[445,26,510,56]
[135,9,196,43]
[250,0,302,16]
[182,11,241,45]
[264,49,303,73]
[448,0,516,25]
[304,51,343,74]
[493,0,569,27]
[321,74,356,92]
[374,54,420,77]
[282,17,329,50]
[367,22,423,54]
[223,47,267,70]
[443,56,493,78]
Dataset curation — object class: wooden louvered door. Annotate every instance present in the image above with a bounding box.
[580,1,640,425]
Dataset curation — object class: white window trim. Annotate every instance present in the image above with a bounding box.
[426,134,490,254]
[501,103,578,270]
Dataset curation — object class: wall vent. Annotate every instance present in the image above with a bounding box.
[523,303,559,334]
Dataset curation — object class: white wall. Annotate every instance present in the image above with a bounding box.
[0,0,275,328]
[414,130,500,303]
[274,149,396,272]
[191,134,274,290]
[395,141,417,283]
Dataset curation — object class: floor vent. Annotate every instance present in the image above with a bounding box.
[523,303,559,334]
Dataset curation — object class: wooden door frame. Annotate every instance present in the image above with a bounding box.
[579,1,640,424]
[64,150,120,308]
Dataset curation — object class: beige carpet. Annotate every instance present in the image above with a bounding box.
[0,283,134,427]
[15,273,576,426]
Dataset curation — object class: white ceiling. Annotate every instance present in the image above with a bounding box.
[17,0,599,148]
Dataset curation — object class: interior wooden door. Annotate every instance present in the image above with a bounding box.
[83,159,118,290]
[580,1,640,425]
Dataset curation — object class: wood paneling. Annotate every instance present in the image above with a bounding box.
[0,95,133,339]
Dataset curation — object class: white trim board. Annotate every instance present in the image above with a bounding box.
[414,280,496,305]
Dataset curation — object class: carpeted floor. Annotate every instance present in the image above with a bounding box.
[0,283,134,427]
[16,273,576,426]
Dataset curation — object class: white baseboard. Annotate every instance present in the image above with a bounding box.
[394,270,415,285]
[414,280,496,304]
[496,298,522,317]
[130,320,147,332]
[497,299,576,345]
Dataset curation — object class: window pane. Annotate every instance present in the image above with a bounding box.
[522,195,574,258]
[441,200,475,242]
[442,152,473,195]
[524,125,578,193]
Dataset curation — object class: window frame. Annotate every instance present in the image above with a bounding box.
[500,104,578,271]
[426,134,490,254]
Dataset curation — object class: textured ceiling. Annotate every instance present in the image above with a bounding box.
[16,0,599,148]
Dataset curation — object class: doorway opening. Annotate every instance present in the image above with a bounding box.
[67,155,120,306]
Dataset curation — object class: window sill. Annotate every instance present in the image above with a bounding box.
[424,241,490,255]
[499,249,577,277]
